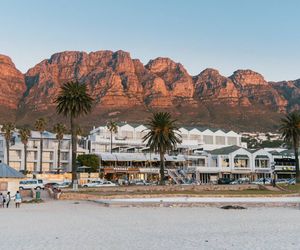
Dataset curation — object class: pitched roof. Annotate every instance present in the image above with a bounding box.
[0,163,25,178]
[210,145,242,155]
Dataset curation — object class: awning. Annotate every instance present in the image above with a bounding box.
[144,154,160,161]
[99,153,117,161]
[234,154,249,158]
[255,155,269,159]
[115,153,146,162]
[165,155,186,162]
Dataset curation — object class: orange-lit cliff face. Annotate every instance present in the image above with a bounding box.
[0,50,299,131]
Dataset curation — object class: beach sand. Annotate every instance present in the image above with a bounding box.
[1,200,299,250]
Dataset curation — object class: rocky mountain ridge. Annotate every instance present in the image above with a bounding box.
[0,50,299,131]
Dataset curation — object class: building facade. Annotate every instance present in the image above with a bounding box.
[87,123,243,153]
[0,130,88,173]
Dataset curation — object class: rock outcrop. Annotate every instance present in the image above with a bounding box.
[0,50,299,131]
[0,55,26,109]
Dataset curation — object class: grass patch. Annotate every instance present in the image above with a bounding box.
[278,184,300,192]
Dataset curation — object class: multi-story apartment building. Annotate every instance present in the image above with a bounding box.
[0,130,88,173]
[87,123,244,153]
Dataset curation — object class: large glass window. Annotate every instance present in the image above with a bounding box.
[227,137,237,145]
[234,157,249,168]
[203,135,213,144]
[216,136,225,145]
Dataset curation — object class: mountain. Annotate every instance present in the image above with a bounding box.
[0,50,299,131]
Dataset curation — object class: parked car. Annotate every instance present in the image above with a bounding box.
[276,178,290,184]
[251,178,271,185]
[135,180,150,186]
[98,181,117,187]
[19,179,45,190]
[44,182,60,189]
[288,178,296,185]
[218,178,234,185]
[57,181,71,188]
[82,180,103,188]
[230,178,250,185]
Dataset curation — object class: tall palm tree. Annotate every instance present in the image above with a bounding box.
[1,122,15,165]
[107,121,118,153]
[143,112,181,185]
[280,112,300,183]
[55,81,93,183]
[19,128,31,173]
[35,118,47,173]
[53,123,67,174]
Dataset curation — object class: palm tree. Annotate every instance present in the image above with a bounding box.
[280,112,300,183]
[35,118,47,173]
[1,122,15,165]
[55,81,93,183]
[19,128,31,173]
[143,112,181,185]
[53,123,67,174]
[107,121,118,153]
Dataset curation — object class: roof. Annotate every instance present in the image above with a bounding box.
[0,163,25,178]
[210,145,242,155]
[165,155,186,162]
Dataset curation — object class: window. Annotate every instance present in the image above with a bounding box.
[216,136,225,145]
[221,158,229,167]
[227,137,237,145]
[203,135,213,144]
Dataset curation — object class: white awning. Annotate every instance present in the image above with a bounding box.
[165,155,186,162]
[98,153,117,161]
[115,153,147,162]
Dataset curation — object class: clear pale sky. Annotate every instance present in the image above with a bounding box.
[1,0,300,81]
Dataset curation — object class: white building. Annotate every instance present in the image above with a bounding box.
[87,123,243,153]
[0,130,88,173]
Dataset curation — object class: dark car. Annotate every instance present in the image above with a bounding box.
[217,178,233,185]
[44,182,59,189]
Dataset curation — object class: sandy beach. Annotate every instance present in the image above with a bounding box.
[1,200,299,250]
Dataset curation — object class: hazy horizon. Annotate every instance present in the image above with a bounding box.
[1,0,300,81]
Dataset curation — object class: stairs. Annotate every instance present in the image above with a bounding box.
[167,169,189,184]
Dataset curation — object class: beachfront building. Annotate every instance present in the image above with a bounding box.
[95,146,284,184]
[87,123,243,154]
[0,130,88,173]
[269,149,296,179]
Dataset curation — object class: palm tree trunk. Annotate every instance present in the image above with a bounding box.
[110,131,112,153]
[159,151,165,185]
[6,139,9,165]
[71,115,77,183]
[57,140,61,174]
[24,144,27,173]
[39,132,43,173]
[294,145,300,183]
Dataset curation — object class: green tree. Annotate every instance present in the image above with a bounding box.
[107,121,118,153]
[1,122,15,165]
[77,154,100,172]
[55,81,94,183]
[53,123,67,174]
[143,112,181,185]
[19,128,31,173]
[35,118,47,173]
[280,112,300,183]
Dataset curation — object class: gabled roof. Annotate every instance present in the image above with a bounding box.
[0,163,25,178]
[210,145,242,155]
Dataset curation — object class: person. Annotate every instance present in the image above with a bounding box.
[0,193,4,208]
[272,178,276,187]
[6,192,11,208]
[15,191,22,208]
[263,178,266,185]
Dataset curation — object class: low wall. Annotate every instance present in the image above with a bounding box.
[76,184,260,193]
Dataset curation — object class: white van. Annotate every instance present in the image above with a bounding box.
[19,179,45,190]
